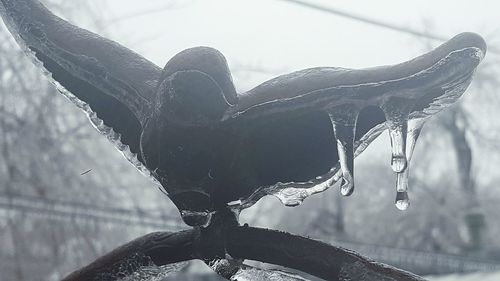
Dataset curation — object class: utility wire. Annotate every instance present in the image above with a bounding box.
[325,237,500,273]
[106,1,197,24]
[0,193,180,230]
[107,4,178,24]
[0,192,176,220]
[278,0,446,41]
[277,0,500,55]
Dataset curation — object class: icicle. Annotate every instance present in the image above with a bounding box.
[328,105,359,196]
[381,98,413,173]
[394,118,426,210]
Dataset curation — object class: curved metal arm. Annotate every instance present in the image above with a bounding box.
[226,226,425,281]
[62,226,425,281]
[61,230,199,281]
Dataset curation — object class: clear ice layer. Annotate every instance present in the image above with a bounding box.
[209,259,309,281]
[231,266,310,281]
[7,27,161,188]
[94,252,187,281]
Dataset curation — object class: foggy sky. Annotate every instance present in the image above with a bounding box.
[90,0,500,91]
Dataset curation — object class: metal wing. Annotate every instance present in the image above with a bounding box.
[0,0,162,159]
[227,33,486,122]
[226,33,486,206]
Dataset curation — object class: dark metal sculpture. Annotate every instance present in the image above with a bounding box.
[0,0,486,280]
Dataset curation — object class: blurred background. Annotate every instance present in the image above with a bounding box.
[1,0,500,280]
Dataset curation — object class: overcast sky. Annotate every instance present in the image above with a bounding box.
[80,0,500,91]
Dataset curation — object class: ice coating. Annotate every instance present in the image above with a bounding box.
[179,210,215,227]
[0,0,161,185]
[238,169,337,209]
[338,260,426,281]
[240,47,483,211]
[94,252,187,281]
[19,39,484,214]
[225,44,484,121]
[271,179,331,207]
[231,267,310,281]
[55,62,160,186]
[209,259,309,281]
[11,37,160,187]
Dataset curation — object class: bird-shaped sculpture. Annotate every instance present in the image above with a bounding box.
[0,0,486,227]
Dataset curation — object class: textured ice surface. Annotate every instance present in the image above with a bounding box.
[209,259,310,281]
[231,267,309,281]
[94,253,187,281]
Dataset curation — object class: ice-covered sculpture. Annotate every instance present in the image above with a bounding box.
[0,0,486,280]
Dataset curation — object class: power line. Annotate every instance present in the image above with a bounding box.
[325,237,500,274]
[107,4,178,24]
[278,0,445,41]
[277,0,500,55]
[0,192,174,219]
[106,1,197,25]
[0,193,181,230]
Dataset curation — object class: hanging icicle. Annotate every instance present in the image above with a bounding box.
[328,105,360,196]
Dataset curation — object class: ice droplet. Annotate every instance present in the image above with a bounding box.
[395,191,410,211]
[329,106,358,197]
